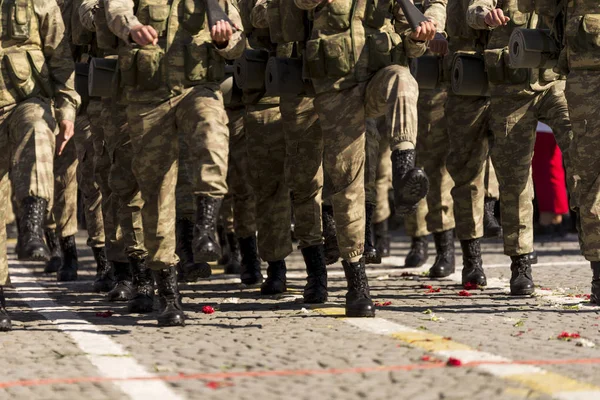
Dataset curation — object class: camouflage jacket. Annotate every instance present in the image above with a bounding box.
[105,0,246,103]
[0,0,80,121]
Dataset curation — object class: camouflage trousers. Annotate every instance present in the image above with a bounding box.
[245,104,292,262]
[489,83,572,256]
[365,118,392,224]
[0,97,57,285]
[47,139,79,239]
[565,70,600,261]
[127,85,229,270]
[405,89,455,238]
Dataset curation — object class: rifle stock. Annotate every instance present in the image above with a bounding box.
[397,0,428,31]
[205,0,237,32]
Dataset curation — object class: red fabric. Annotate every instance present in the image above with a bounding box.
[532,131,569,214]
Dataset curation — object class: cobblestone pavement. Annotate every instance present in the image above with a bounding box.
[1,232,600,400]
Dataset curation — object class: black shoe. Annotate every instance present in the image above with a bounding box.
[460,239,487,287]
[374,219,390,258]
[261,260,287,295]
[57,235,79,282]
[176,218,211,282]
[17,197,50,261]
[224,233,242,274]
[528,251,538,265]
[301,245,328,303]
[429,230,456,278]
[591,262,600,305]
[0,288,12,332]
[44,230,62,273]
[510,255,535,295]
[364,203,381,264]
[483,197,502,238]
[322,204,340,265]
[405,236,428,268]
[391,149,429,216]
[193,196,222,263]
[342,258,375,317]
[239,235,263,285]
[127,257,154,313]
[217,225,230,265]
[153,267,185,326]
[107,262,134,302]
[92,247,115,293]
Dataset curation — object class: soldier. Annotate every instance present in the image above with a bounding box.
[0,0,80,331]
[467,0,573,295]
[106,0,245,326]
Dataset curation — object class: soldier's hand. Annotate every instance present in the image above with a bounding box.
[211,20,235,47]
[428,33,448,55]
[56,120,75,156]
[410,19,437,42]
[484,8,510,28]
[130,24,158,46]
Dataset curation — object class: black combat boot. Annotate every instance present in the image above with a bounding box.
[591,262,600,305]
[374,219,390,258]
[107,261,134,302]
[528,250,538,265]
[460,239,487,287]
[224,233,242,274]
[17,196,50,261]
[0,288,12,332]
[301,245,328,303]
[364,203,381,265]
[429,230,456,278]
[510,255,535,295]
[322,204,340,265]
[176,218,211,282]
[483,197,502,238]
[342,258,375,317]
[128,257,154,313]
[405,236,428,268]
[217,225,230,265]
[152,267,185,326]
[239,234,263,285]
[44,230,62,273]
[193,196,222,263]
[391,149,429,216]
[261,260,287,295]
[92,247,115,292]
[57,235,79,282]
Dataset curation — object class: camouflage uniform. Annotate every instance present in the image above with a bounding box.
[467,0,573,256]
[0,0,80,284]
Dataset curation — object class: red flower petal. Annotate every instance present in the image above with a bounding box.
[375,301,392,307]
[202,305,215,314]
[557,331,581,340]
[446,357,462,366]
[422,284,433,289]
[463,282,479,290]
[458,290,472,297]
[205,381,233,389]
[426,287,441,293]
[95,311,113,318]
[421,355,432,361]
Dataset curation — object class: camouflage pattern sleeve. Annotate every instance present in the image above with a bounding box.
[250,0,269,29]
[105,0,141,43]
[294,0,322,11]
[467,0,496,30]
[35,0,80,122]
[214,0,247,59]
[79,0,100,32]
[393,1,428,58]
[424,0,447,31]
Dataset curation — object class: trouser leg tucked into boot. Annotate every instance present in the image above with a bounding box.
[261,260,287,295]
[405,236,428,268]
[224,232,242,274]
[92,247,115,292]
[460,239,487,287]
[342,258,375,318]
[483,197,502,238]
[44,229,62,273]
[429,230,455,278]
[177,218,211,282]
[239,234,263,285]
[510,255,535,296]
[18,197,50,261]
[322,205,340,265]
[0,288,12,332]
[107,261,134,302]
[57,235,79,282]
[391,150,429,216]
[591,262,600,305]
[153,267,185,327]
[364,203,381,265]
[193,196,222,263]
[301,245,328,303]
[374,219,390,258]
[128,257,154,313]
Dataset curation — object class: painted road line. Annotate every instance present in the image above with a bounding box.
[10,272,184,400]
[313,308,600,399]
